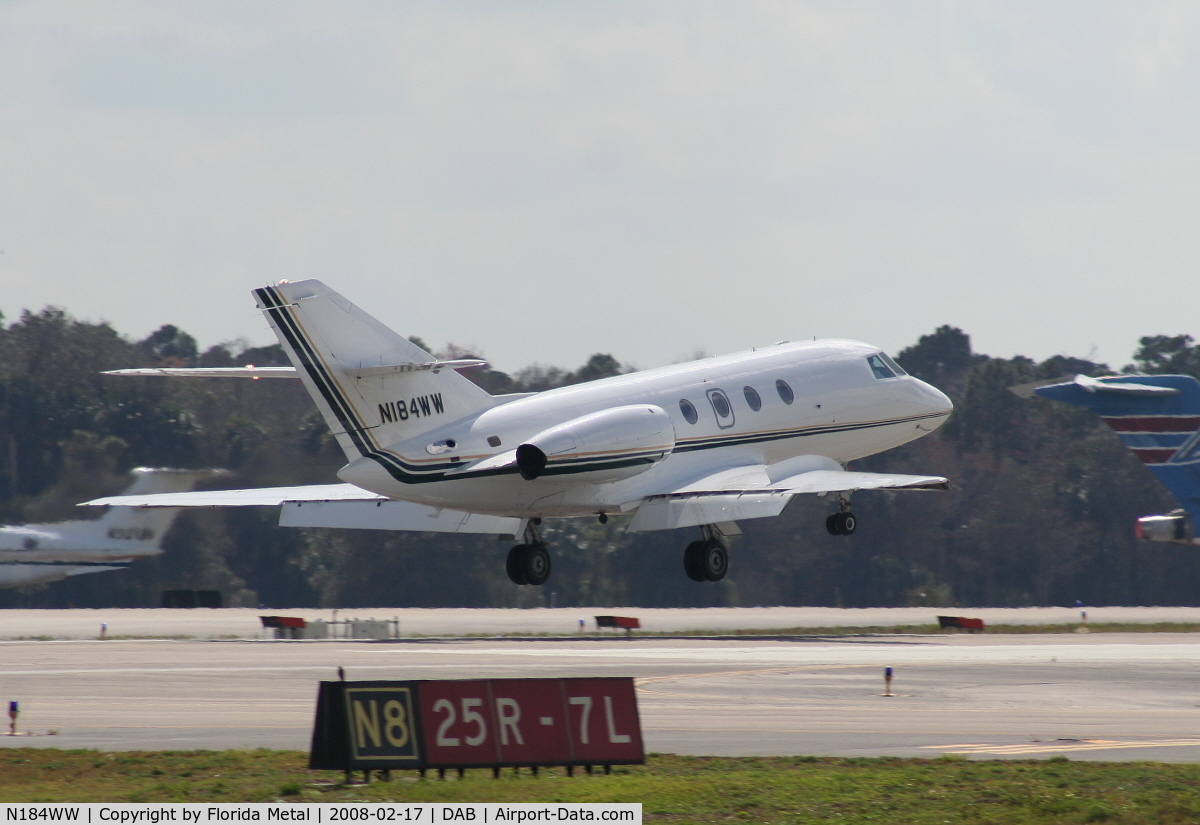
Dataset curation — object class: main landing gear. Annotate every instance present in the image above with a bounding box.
[507,520,551,586]
[825,496,857,536]
[683,524,729,582]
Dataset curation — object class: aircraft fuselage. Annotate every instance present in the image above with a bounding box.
[0,525,152,587]
[339,339,953,516]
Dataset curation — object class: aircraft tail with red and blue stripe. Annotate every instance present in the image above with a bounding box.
[1035,374,1200,544]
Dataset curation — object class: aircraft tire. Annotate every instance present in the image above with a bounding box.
[828,512,858,536]
[520,543,552,586]
[506,545,529,585]
[683,541,707,582]
[701,540,728,581]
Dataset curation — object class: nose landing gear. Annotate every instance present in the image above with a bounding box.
[507,520,551,586]
[683,524,730,582]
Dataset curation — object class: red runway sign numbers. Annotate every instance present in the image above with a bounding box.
[488,679,575,765]
[311,677,643,773]
[420,680,498,766]
[564,678,643,763]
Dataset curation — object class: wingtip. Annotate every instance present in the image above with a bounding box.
[1008,376,1073,399]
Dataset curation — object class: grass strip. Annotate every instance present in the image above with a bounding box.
[3,749,1200,823]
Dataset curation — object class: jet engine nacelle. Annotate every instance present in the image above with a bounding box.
[516,404,675,482]
[1135,512,1193,544]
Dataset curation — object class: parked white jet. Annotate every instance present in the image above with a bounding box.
[88,281,954,585]
[3,468,221,587]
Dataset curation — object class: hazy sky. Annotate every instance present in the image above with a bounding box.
[2,1,1198,373]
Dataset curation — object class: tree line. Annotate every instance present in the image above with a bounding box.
[2,304,1199,609]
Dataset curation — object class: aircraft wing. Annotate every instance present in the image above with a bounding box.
[766,469,949,494]
[627,466,948,531]
[278,500,521,536]
[82,483,385,508]
[82,483,522,536]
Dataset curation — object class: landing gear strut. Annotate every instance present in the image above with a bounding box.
[825,495,857,536]
[683,524,729,582]
[507,520,551,586]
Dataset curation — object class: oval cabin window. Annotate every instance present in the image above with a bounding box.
[776,379,794,405]
[743,386,762,411]
[679,399,699,425]
[710,391,731,419]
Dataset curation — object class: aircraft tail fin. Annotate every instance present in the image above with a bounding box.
[1035,374,1200,520]
[253,281,496,463]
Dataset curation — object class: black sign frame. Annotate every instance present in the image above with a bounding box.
[310,680,424,770]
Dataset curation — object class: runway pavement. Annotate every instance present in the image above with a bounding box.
[4,605,1200,640]
[3,630,1200,761]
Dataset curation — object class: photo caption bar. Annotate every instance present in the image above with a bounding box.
[1,804,641,824]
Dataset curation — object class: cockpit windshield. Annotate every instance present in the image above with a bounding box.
[867,354,905,379]
[880,352,906,376]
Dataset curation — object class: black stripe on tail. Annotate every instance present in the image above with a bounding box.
[254,286,373,457]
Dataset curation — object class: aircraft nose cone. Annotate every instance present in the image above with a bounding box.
[931,384,954,414]
[913,378,954,419]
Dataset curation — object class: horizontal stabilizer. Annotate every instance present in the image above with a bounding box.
[104,361,489,380]
[1008,376,1072,399]
[1013,374,1183,399]
[344,359,487,377]
[104,367,299,378]
[82,483,384,508]
[279,500,521,535]
[1073,374,1181,396]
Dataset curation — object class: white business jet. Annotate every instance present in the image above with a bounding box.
[2,468,222,587]
[88,280,954,586]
